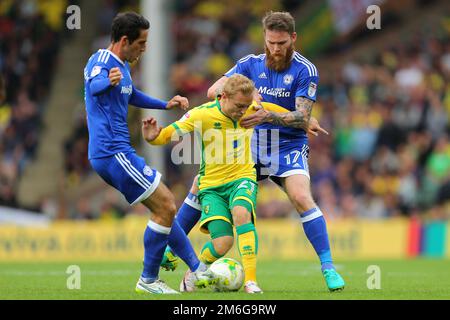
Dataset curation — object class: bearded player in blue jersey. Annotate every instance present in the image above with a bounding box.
[84,12,217,294]
[161,11,345,292]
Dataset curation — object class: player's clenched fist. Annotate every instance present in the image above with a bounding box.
[166,95,189,110]
[142,116,162,143]
[109,67,123,86]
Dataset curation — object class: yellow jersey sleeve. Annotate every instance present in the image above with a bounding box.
[148,107,203,145]
[238,101,289,126]
[259,101,290,114]
[241,103,259,118]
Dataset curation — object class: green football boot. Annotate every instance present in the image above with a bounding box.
[160,247,179,271]
[323,269,345,292]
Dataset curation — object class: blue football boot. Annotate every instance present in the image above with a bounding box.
[323,268,345,292]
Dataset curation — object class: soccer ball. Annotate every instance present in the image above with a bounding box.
[209,258,244,292]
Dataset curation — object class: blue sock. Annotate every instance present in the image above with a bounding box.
[300,207,334,271]
[164,192,201,257]
[141,221,171,282]
[176,192,202,234]
[168,219,200,272]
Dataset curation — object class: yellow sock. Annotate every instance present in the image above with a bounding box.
[200,241,222,264]
[236,223,258,283]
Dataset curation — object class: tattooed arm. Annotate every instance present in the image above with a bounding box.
[240,96,313,131]
[265,96,313,130]
[240,97,328,135]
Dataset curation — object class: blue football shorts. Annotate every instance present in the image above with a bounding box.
[252,132,310,187]
[90,152,161,205]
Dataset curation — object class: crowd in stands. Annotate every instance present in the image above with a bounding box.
[166,0,450,220]
[3,0,447,221]
[309,31,450,220]
[0,0,76,208]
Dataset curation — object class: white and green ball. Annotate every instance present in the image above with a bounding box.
[209,258,244,292]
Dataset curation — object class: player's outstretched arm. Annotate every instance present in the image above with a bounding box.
[267,97,328,135]
[166,95,189,110]
[142,117,162,143]
[207,76,228,100]
[240,96,311,130]
[142,116,173,145]
[240,97,328,136]
[267,96,313,130]
[130,88,169,110]
[143,107,199,145]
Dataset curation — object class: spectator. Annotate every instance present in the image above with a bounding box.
[56,0,450,220]
[0,1,70,210]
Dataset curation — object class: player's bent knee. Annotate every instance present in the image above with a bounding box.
[159,194,177,217]
[165,201,177,218]
[294,196,315,212]
[231,207,252,226]
[208,219,234,255]
[147,191,177,219]
[212,236,234,256]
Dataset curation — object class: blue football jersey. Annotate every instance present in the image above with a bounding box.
[225,52,319,141]
[84,49,135,159]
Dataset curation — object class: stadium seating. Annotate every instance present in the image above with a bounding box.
[2,0,448,221]
[0,0,75,208]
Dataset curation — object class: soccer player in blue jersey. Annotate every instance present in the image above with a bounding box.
[84,12,216,294]
[162,11,345,292]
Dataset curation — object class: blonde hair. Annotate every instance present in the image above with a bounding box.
[222,74,255,98]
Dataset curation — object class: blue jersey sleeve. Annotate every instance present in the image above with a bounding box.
[224,56,251,78]
[129,86,168,109]
[89,68,112,96]
[295,73,319,102]
[87,60,110,82]
[224,65,237,77]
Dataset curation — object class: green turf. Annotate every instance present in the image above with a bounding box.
[0,259,449,300]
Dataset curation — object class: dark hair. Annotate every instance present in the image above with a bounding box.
[262,11,295,34]
[111,12,150,44]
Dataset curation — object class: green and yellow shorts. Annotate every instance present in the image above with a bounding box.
[198,178,258,234]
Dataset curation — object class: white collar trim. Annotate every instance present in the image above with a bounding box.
[99,49,125,66]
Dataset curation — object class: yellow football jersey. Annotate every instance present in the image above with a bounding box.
[149,99,281,190]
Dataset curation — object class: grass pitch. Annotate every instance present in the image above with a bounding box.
[0,259,449,300]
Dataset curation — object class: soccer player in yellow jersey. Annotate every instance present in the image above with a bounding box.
[142,74,268,293]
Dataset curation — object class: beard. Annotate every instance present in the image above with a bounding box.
[265,43,294,72]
